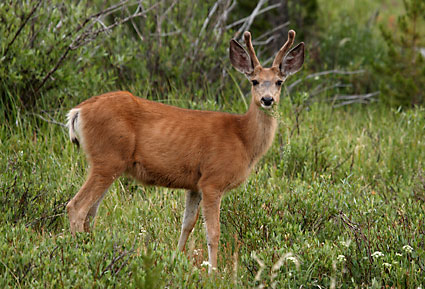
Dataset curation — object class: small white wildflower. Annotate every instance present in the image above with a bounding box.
[395,252,403,257]
[286,256,298,264]
[383,263,392,268]
[402,245,413,253]
[337,255,346,262]
[340,239,352,248]
[371,251,384,258]
[201,261,211,268]
[287,257,300,270]
[276,253,300,271]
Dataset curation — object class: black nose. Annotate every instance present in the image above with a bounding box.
[261,96,274,106]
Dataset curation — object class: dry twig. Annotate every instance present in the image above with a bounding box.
[332,91,380,107]
[226,2,281,31]
[286,69,366,93]
[31,112,66,127]
[4,0,43,57]
[236,0,268,38]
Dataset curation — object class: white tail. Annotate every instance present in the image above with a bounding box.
[66,30,304,272]
[66,108,81,147]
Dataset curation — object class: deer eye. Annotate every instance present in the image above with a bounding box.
[252,80,259,86]
[276,80,283,86]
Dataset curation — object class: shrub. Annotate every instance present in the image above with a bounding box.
[0,0,316,119]
[376,0,425,107]
[0,1,118,115]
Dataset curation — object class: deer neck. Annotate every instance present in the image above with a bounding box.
[241,100,278,167]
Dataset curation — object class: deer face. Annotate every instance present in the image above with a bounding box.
[249,66,283,110]
[230,30,304,111]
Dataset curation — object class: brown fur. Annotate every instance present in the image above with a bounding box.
[66,30,304,272]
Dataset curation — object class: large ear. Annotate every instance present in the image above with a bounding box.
[229,39,253,75]
[280,42,304,76]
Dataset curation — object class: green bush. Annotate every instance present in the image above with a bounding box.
[0,0,242,118]
[0,1,115,114]
[376,0,425,107]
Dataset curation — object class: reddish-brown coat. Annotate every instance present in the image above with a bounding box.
[76,91,269,192]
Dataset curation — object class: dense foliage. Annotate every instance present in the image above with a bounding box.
[1,0,423,114]
[0,1,113,111]
[377,0,425,106]
[1,0,424,288]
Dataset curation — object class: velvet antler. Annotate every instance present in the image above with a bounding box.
[272,30,296,67]
[243,31,261,68]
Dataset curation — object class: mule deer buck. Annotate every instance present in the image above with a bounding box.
[66,30,304,272]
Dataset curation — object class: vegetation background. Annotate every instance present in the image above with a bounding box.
[1,0,424,287]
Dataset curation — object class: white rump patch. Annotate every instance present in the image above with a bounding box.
[66,108,84,147]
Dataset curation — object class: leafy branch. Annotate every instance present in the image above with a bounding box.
[35,1,162,94]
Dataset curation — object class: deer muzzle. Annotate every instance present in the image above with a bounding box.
[260,96,274,109]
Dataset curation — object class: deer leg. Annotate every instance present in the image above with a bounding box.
[199,185,222,273]
[67,167,121,234]
[178,190,202,252]
[83,192,107,232]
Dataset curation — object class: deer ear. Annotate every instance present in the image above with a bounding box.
[280,42,304,76]
[229,39,254,75]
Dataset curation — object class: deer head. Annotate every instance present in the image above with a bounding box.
[229,30,304,110]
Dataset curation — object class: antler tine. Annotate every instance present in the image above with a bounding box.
[243,31,261,68]
[272,30,296,67]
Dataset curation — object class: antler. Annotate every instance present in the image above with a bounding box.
[243,31,261,68]
[272,30,296,67]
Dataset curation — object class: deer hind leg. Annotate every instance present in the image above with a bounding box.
[199,184,222,272]
[178,190,202,252]
[67,166,123,234]
[83,192,107,232]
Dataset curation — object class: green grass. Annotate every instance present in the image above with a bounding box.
[1,93,424,288]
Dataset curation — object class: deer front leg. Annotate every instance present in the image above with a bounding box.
[200,186,222,273]
[178,190,202,252]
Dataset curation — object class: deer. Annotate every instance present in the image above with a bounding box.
[66,30,304,272]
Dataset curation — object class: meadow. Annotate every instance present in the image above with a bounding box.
[1,96,424,288]
[1,0,425,288]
